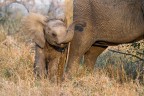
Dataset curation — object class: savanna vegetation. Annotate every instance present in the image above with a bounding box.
[0,17,144,96]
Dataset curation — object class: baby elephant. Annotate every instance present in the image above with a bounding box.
[22,13,68,82]
[34,42,67,83]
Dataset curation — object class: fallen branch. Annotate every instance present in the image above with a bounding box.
[108,49,144,61]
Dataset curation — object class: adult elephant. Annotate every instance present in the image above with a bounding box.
[61,0,144,76]
[6,2,28,20]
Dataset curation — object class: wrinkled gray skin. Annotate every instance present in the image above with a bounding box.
[5,3,28,20]
[63,0,144,76]
[0,2,28,20]
[0,0,51,15]
[24,0,51,15]
[0,0,65,20]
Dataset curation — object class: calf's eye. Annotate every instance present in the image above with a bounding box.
[52,33,57,37]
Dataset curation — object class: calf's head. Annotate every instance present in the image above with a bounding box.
[22,13,73,48]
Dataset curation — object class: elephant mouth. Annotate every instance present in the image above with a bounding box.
[55,43,67,48]
[50,44,67,52]
[46,39,67,48]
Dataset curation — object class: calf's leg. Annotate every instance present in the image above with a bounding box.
[34,45,47,78]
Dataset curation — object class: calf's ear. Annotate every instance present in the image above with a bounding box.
[21,13,47,48]
[34,31,45,48]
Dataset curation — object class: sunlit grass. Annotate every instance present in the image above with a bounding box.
[0,21,144,96]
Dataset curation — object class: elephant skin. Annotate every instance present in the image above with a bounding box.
[22,13,72,82]
[64,0,144,76]
[0,0,65,20]
[34,42,66,82]
[6,3,28,20]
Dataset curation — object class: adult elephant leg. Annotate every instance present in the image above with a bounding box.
[84,46,107,72]
[34,45,46,78]
[66,32,95,77]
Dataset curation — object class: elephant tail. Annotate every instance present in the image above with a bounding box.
[21,13,47,40]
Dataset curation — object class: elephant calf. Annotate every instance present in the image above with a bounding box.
[22,13,70,82]
[34,42,67,82]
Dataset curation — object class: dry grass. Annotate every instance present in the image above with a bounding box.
[0,23,144,96]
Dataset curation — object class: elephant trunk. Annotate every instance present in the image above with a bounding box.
[58,23,75,44]
[59,20,86,44]
[62,28,74,43]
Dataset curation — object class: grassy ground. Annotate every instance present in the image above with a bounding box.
[0,22,144,96]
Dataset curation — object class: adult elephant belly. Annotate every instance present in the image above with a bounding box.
[92,0,144,44]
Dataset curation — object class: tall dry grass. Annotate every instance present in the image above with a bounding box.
[0,21,144,96]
